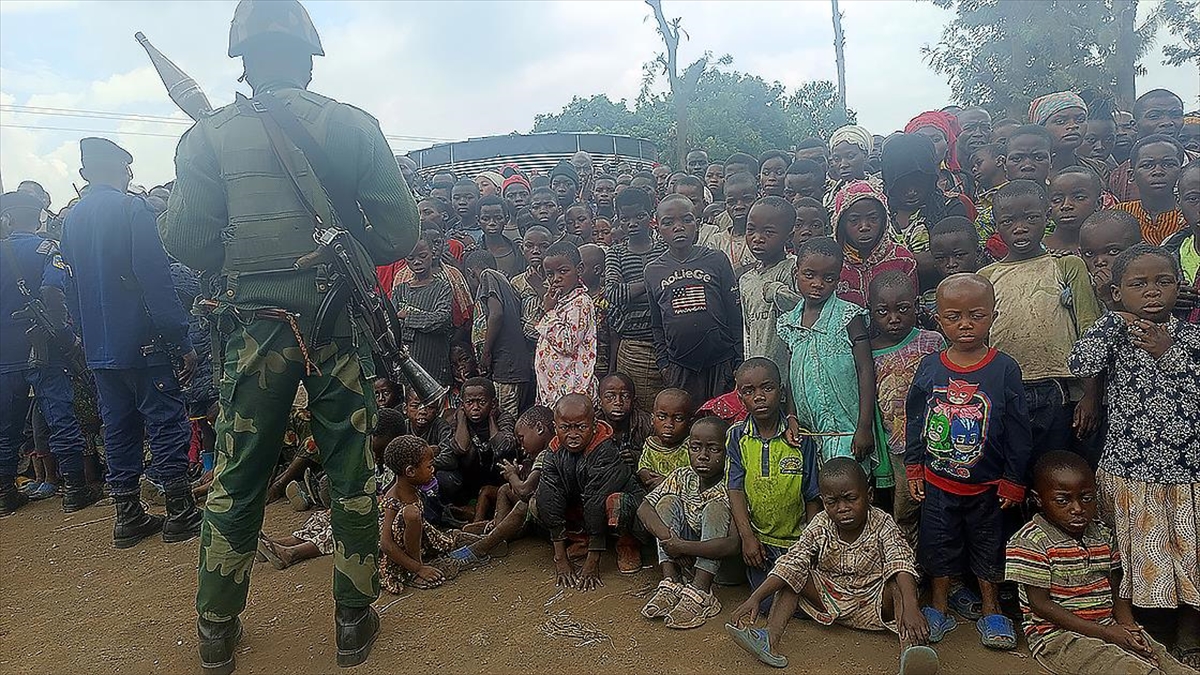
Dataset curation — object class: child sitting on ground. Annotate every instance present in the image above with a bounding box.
[493,405,554,529]
[534,241,597,405]
[726,358,822,606]
[638,416,738,630]
[535,394,644,591]
[637,388,694,490]
[905,273,1032,651]
[1006,451,1196,675]
[869,271,945,550]
[1078,210,1143,311]
[598,373,653,467]
[777,237,878,464]
[1045,167,1102,256]
[727,458,937,675]
[1068,244,1200,666]
[978,180,1102,459]
[378,435,524,593]
[448,377,517,521]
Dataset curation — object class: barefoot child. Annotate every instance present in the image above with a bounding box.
[905,273,1032,650]
[1068,244,1200,663]
[727,358,822,607]
[494,405,553,527]
[728,458,937,674]
[869,271,945,549]
[378,436,523,593]
[638,417,738,630]
[1006,451,1196,675]
[777,237,878,463]
[637,388,694,490]
[534,241,597,405]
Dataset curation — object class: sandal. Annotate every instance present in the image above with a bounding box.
[257,536,287,570]
[446,546,489,569]
[976,614,1016,650]
[948,583,984,621]
[920,607,958,644]
[898,645,940,675]
[725,623,788,668]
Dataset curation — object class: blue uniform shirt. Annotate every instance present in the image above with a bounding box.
[0,231,69,374]
[61,185,192,369]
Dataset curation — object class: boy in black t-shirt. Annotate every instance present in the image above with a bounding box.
[463,250,533,417]
[645,195,743,405]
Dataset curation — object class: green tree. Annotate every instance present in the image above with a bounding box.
[531,57,853,166]
[1158,0,1200,71]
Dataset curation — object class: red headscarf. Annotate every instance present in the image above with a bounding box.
[904,110,962,172]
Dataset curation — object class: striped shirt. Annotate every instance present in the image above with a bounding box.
[603,238,667,340]
[1115,200,1188,245]
[1005,514,1120,653]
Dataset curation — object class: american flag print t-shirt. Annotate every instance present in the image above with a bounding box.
[671,284,708,314]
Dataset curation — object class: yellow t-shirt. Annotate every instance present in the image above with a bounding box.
[637,437,690,477]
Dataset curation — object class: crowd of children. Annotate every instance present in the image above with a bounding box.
[5,86,1199,675]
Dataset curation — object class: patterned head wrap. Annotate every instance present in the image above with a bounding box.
[1028,91,1087,126]
[501,174,531,195]
[829,125,873,154]
[904,110,961,171]
[832,180,890,232]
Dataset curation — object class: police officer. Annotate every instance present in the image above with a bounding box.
[0,191,98,516]
[159,2,418,673]
[60,138,202,548]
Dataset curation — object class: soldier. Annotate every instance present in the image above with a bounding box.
[60,138,202,547]
[158,1,419,673]
[0,191,99,516]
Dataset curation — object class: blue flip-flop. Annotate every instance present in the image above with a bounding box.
[898,645,940,675]
[976,614,1017,650]
[725,623,788,668]
[948,584,984,620]
[920,607,958,644]
[446,545,489,569]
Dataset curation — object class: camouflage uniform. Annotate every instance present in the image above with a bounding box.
[159,0,419,626]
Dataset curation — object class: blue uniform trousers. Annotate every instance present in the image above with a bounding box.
[0,367,85,478]
[92,365,190,496]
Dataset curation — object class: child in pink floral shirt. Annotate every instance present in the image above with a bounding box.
[535,241,597,406]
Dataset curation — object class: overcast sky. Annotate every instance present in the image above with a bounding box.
[1,0,1196,209]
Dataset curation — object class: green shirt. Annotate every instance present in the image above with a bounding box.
[726,416,821,548]
[637,436,690,477]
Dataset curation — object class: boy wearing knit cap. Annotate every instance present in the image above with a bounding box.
[550,160,581,209]
[501,175,531,211]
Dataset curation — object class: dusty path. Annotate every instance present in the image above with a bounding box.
[1,498,1042,674]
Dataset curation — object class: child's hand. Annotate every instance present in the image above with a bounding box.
[1129,319,1174,360]
[416,565,445,586]
[575,559,603,592]
[1091,267,1112,294]
[730,598,760,628]
[783,415,803,447]
[1073,393,1099,439]
[907,479,925,502]
[1176,283,1198,310]
[741,537,767,569]
[617,445,637,465]
[1104,624,1155,661]
[661,536,687,558]
[851,427,873,461]
[999,497,1020,509]
[553,556,577,589]
[498,459,519,482]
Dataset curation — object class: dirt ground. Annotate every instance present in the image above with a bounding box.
[1,498,1043,675]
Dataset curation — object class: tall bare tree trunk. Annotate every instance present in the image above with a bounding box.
[831,0,848,119]
[647,0,686,166]
[1114,0,1137,108]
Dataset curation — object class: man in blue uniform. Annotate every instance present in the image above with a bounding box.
[0,191,98,516]
[60,137,202,548]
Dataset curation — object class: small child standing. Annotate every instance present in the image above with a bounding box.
[1006,451,1196,675]
[637,388,694,490]
[777,237,878,463]
[869,271,945,549]
[740,197,797,383]
[464,250,534,418]
[978,180,1102,459]
[534,241,597,406]
[830,179,918,308]
[1046,167,1102,255]
[728,458,936,674]
[638,417,738,630]
[1078,210,1143,311]
[394,232,454,386]
[646,195,743,405]
[1068,244,1200,663]
[905,273,1031,650]
[579,244,613,378]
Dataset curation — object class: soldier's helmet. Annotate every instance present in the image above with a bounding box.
[228,0,324,58]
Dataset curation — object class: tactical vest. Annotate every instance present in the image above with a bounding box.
[199,90,342,282]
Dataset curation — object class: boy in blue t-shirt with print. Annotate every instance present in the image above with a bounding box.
[905,273,1032,652]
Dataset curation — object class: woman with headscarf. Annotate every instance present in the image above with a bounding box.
[830,180,918,307]
[904,110,968,195]
[881,133,970,290]
[826,125,884,208]
[1028,90,1112,180]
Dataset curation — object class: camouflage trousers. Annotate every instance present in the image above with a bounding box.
[196,318,380,623]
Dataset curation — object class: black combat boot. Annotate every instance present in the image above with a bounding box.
[61,472,101,513]
[1,478,28,517]
[335,605,379,668]
[162,483,203,543]
[112,492,164,549]
[198,616,242,675]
